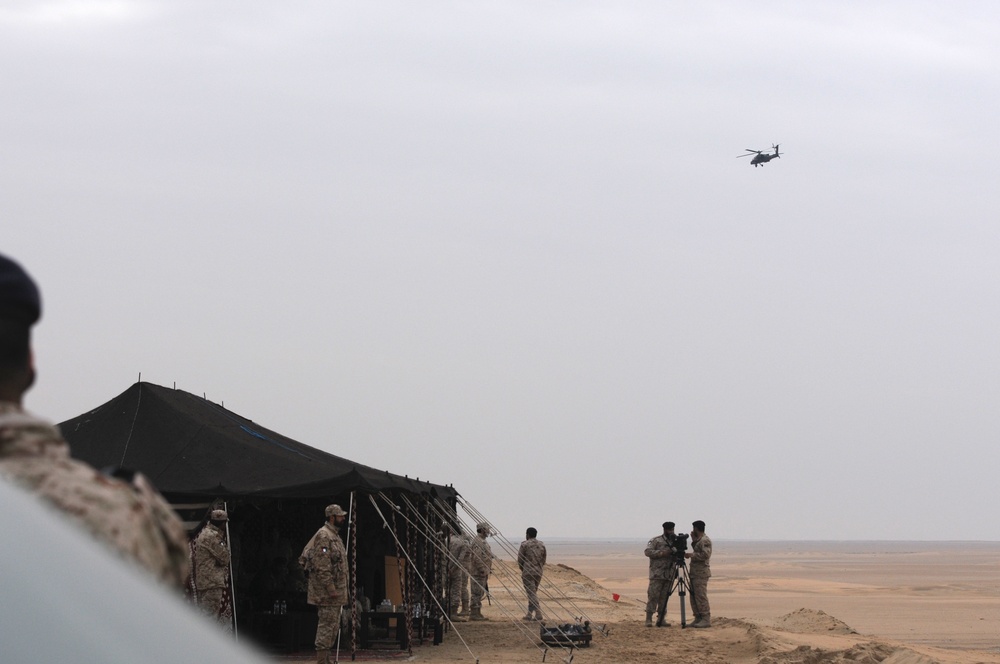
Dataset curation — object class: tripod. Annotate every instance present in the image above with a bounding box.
[655,557,691,628]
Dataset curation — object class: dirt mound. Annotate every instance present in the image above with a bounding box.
[775,608,858,635]
[487,559,638,627]
[880,650,943,664]
[758,642,904,664]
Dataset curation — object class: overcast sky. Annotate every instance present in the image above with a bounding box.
[5,1,998,541]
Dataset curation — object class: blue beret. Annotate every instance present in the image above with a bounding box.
[0,253,41,325]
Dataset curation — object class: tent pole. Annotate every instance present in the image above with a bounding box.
[348,490,357,660]
[224,500,238,641]
[335,491,356,663]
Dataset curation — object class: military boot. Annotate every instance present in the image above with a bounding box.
[469,608,488,621]
[316,649,331,664]
[644,611,653,627]
[534,612,544,622]
[691,614,711,628]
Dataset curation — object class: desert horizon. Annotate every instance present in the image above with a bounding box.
[551,538,999,650]
[274,538,999,663]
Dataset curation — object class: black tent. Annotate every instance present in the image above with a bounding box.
[59,381,456,502]
[59,382,456,653]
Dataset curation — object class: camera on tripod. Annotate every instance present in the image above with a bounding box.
[667,532,689,563]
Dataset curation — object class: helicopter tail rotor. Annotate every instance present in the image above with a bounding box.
[772,144,780,157]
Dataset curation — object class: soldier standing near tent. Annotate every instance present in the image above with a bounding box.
[299,504,349,664]
[445,524,472,620]
[468,522,493,621]
[0,252,189,588]
[193,508,232,628]
[644,521,678,627]
[518,527,546,621]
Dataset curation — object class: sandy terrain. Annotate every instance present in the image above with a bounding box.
[278,540,999,664]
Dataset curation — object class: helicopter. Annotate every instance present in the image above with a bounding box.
[738,144,780,167]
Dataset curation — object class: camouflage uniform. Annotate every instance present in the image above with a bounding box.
[0,403,190,587]
[644,534,677,621]
[689,533,712,625]
[193,521,231,624]
[517,537,547,619]
[447,533,472,616]
[468,530,492,615]
[299,522,348,651]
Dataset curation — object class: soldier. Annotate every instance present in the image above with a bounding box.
[517,527,547,621]
[193,508,232,627]
[685,520,713,628]
[0,253,189,587]
[445,524,472,620]
[468,522,493,621]
[299,504,349,664]
[644,521,678,627]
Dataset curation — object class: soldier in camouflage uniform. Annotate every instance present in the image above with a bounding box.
[193,509,232,626]
[299,504,349,664]
[444,524,472,620]
[517,527,547,621]
[468,522,493,621]
[0,253,189,588]
[685,520,712,628]
[644,521,679,627]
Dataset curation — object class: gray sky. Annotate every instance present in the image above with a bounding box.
[5,1,999,540]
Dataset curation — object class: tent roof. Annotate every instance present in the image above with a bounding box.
[58,382,456,501]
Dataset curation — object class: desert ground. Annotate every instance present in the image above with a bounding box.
[279,540,999,664]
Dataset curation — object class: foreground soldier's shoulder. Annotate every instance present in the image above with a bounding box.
[65,465,190,584]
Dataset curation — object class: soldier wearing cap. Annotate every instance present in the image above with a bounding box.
[299,504,349,664]
[644,521,678,627]
[468,522,493,621]
[0,253,189,587]
[193,508,232,626]
[684,520,713,628]
[442,523,472,620]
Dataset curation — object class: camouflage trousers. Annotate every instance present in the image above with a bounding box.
[689,575,710,618]
[196,588,228,627]
[522,572,542,615]
[315,605,342,650]
[448,568,470,614]
[645,573,676,615]
[470,572,489,610]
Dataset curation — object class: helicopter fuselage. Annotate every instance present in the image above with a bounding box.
[741,144,781,167]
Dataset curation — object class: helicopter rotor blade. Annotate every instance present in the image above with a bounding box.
[736,153,754,158]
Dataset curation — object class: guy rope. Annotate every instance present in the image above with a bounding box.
[368,494,483,663]
[405,493,582,662]
[451,497,610,640]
